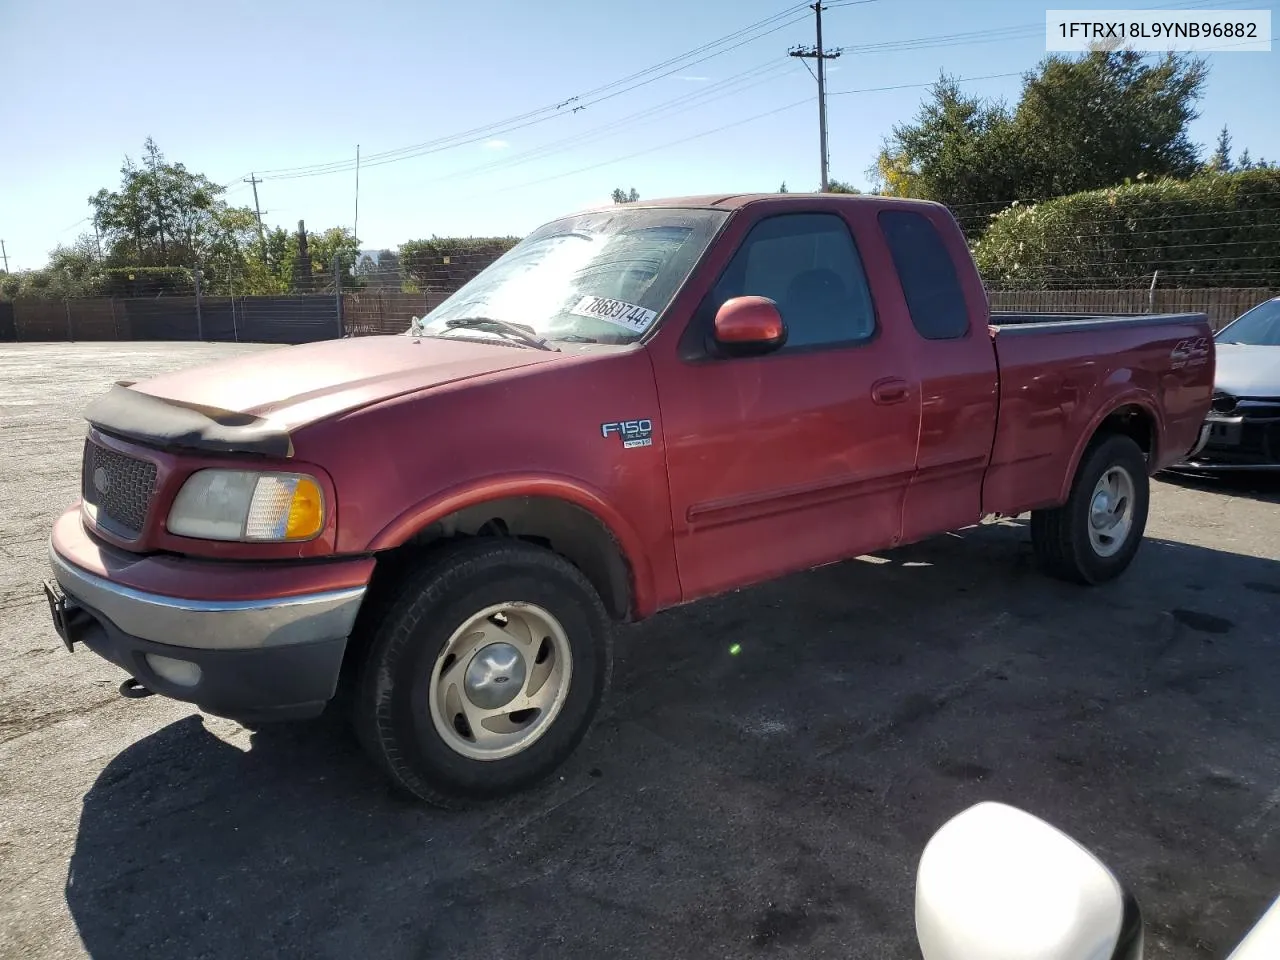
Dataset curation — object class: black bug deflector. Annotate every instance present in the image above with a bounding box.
[83,384,294,458]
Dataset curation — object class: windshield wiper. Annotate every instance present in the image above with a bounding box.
[442,317,559,352]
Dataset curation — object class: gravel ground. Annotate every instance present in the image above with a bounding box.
[1,341,1279,960]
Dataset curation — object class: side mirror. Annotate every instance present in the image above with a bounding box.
[916,803,1142,960]
[712,296,786,356]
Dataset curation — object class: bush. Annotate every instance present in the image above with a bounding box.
[973,169,1280,289]
[99,267,195,297]
[398,237,521,293]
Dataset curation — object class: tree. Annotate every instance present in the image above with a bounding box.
[1233,149,1276,172]
[1208,124,1233,172]
[0,235,102,299]
[357,249,403,290]
[9,142,364,298]
[88,138,252,271]
[871,74,1024,226]
[611,187,640,204]
[305,226,363,290]
[1012,51,1206,198]
[778,181,789,193]
[872,52,1208,232]
[827,179,860,194]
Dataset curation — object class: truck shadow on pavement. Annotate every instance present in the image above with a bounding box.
[65,521,1280,960]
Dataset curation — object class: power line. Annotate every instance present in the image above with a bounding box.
[272,15,813,182]
[416,60,800,187]
[479,68,1055,198]
[477,96,815,198]
[835,0,1258,56]
[251,0,1245,186]
[830,71,1023,95]
[256,2,817,181]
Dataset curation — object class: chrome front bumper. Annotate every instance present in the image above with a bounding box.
[48,542,367,651]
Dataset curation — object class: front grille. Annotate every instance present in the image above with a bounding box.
[1201,418,1280,465]
[1239,399,1280,420]
[82,440,158,538]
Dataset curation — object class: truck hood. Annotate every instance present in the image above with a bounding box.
[1214,343,1280,398]
[135,334,563,425]
[85,335,565,458]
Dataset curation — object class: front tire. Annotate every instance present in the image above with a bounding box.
[1030,433,1150,585]
[353,539,612,807]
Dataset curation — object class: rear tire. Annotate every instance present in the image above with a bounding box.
[1030,433,1149,585]
[353,539,612,808]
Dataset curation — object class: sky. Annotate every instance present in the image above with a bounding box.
[1,0,1277,271]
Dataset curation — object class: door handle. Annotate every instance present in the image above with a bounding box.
[872,377,910,405]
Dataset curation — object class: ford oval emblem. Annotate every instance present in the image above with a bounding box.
[92,466,110,494]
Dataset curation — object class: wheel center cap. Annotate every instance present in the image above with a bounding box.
[1091,490,1112,523]
[464,642,526,710]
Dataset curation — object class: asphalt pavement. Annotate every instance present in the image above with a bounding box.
[2,341,1279,960]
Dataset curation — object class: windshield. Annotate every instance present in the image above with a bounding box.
[1217,298,1280,346]
[415,207,727,345]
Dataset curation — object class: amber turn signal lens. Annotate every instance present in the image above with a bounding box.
[285,476,324,540]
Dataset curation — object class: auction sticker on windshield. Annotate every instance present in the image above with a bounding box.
[570,296,658,334]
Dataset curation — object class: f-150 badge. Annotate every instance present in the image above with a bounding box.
[601,419,653,448]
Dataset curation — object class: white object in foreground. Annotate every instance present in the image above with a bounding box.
[916,802,1133,960]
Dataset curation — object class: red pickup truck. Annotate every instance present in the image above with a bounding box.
[45,194,1214,806]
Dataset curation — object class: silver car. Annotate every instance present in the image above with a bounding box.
[1179,296,1280,471]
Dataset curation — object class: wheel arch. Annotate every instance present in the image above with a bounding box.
[1058,397,1160,503]
[364,477,653,624]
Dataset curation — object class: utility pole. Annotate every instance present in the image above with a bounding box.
[0,239,8,274]
[790,3,842,192]
[354,145,361,245]
[244,174,266,249]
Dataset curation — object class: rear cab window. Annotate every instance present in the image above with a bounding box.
[878,210,970,340]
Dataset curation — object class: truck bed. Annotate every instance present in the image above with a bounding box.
[982,310,1214,516]
[990,311,1210,332]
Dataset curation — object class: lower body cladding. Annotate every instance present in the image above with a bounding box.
[45,544,367,723]
[1176,401,1280,471]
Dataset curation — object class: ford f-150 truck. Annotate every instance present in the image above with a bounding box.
[44,194,1215,806]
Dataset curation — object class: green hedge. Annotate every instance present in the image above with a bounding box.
[99,267,195,297]
[398,237,521,291]
[973,170,1280,289]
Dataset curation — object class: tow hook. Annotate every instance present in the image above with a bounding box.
[119,677,154,699]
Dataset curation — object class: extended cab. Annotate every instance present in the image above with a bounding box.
[45,194,1215,806]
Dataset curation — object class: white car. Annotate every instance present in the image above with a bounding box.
[1179,297,1280,471]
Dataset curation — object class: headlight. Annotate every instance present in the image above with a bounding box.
[167,470,326,542]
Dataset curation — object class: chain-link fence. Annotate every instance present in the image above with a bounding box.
[989,286,1277,331]
[2,244,1276,343]
[0,251,500,343]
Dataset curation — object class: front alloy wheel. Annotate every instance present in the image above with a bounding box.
[429,602,573,761]
[353,539,612,807]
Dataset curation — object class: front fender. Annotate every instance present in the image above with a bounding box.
[365,473,657,618]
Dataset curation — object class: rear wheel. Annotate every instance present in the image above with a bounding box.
[1030,433,1149,585]
[353,539,612,807]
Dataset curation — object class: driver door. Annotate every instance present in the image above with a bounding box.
[653,208,922,602]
